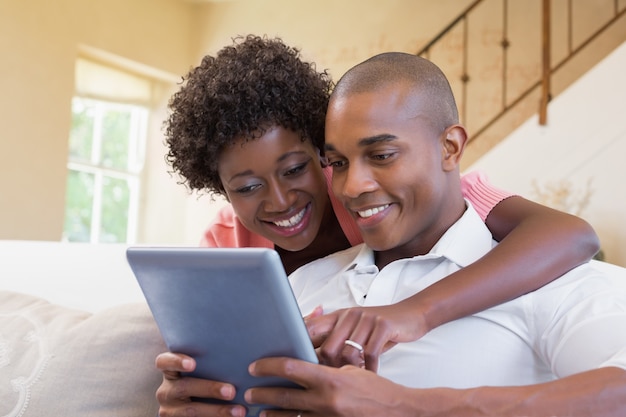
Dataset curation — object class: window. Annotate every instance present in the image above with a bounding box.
[63,58,151,243]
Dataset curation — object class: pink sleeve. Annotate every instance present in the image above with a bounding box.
[323,167,363,246]
[200,204,273,249]
[461,171,516,222]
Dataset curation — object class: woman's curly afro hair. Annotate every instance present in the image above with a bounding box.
[164,34,333,197]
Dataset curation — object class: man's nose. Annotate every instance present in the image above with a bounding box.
[340,162,377,199]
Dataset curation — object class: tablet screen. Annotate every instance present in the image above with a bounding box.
[126,247,318,416]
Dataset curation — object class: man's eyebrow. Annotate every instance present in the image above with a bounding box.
[358,134,397,146]
[325,134,397,152]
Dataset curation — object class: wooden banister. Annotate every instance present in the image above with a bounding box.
[415,0,626,146]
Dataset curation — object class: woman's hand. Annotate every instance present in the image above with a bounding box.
[155,351,246,417]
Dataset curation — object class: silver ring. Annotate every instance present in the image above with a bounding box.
[344,339,364,353]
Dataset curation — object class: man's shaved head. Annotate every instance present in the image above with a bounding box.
[331,52,459,133]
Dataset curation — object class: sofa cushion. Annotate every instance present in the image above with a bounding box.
[0,290,166,417]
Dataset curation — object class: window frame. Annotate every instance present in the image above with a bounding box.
[63,93,148,244]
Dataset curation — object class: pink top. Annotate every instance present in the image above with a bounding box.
[200,169,513,249]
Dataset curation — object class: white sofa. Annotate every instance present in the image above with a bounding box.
[0,240,167,417]
[2,240,625,417]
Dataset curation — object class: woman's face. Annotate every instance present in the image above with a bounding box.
[217,126,330,251]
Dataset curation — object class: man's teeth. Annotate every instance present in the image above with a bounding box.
[358,204,389,218]
[274,208,306,228]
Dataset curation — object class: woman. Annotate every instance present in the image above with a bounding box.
[156,35,600,415]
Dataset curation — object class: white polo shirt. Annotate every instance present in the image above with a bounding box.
[289,202,626,389]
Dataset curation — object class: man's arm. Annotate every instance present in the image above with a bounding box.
[246,358,626,417]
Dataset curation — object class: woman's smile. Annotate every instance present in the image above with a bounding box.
[263,203,313,237]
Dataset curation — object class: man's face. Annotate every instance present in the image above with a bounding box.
[324,83,458,257]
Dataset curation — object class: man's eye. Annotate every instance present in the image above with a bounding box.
[372,153,392,160]
[328,159,346,168]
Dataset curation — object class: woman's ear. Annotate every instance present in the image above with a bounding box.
[219,187,231,203]
[317,148,329,167]
[441,124,467,171]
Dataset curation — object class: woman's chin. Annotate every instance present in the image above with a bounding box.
[274,233,315,252]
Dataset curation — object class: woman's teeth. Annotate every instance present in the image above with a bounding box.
[274,207,306,228]
[358,204,389,218]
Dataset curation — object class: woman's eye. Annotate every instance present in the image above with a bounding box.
[235,184,261,194]
[284,162,307,176]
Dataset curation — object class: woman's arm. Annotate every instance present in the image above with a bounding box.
[309,180,601,371]
[199,203,274,249]
[417,194,600,330]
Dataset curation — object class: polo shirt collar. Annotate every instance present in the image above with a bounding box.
[345,201,495,272]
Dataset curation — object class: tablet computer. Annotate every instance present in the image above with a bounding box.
[126,247,318,416]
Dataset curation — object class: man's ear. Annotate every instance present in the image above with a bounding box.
[441,124,467,171]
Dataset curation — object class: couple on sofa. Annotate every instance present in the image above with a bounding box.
[156,35,626,416]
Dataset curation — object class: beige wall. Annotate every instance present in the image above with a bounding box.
[192,0,474,79]
[182,0,626,253]
[2,0,624,256]
[468,40,626,267]
[0,0,478,243]
[0,0,193,241]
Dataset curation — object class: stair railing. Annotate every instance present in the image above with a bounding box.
[416,0,626,147]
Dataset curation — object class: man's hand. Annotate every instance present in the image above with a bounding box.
[305,302,429,371]
[245,357,412,417]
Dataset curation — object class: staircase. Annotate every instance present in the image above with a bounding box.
[415,0,626,168]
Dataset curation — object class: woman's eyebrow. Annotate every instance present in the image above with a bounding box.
[227,151,310,182]
[277,150,309,163]
[225,169,254,183]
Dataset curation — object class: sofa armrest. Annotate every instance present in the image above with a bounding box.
[0,291,166,417]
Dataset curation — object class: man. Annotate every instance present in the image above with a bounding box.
[242,52,626,416]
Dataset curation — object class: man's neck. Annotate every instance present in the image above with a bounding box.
[373,233,442,270]
[373,198,467,270]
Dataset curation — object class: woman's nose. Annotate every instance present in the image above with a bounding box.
[264,179,295,212]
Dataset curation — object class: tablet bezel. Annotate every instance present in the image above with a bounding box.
[126,246,318,416]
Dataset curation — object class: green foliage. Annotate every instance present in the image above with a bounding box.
[63,98,145,243]
[64,170,94,242]
[68,99,94,162]
[101,109,131,170]
[100,176,130,243]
